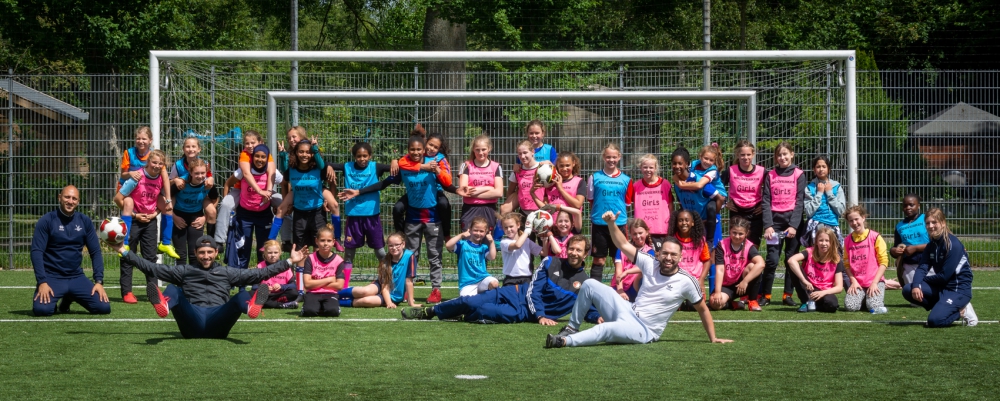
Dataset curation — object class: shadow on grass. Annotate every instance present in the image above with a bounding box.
[64,330,266,345]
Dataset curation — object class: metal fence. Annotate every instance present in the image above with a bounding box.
[1,68,996,273]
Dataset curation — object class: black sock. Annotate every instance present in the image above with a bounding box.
[590,263,604,281]
[206,223,216,238]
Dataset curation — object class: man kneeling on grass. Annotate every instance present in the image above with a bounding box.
[544,211,732,348]
[114,235,304,339]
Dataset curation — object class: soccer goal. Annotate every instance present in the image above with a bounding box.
[148,50,858,204]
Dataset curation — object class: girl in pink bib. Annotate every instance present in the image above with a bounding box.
[301,226,345,317]
[759,141,807,308]
[722,140,766,247]
[534,152,584,225]
[710,216,765,311]
[843,205,889,313]
[612,218,655,302]
[669,209,711,291]
[626,153,673,250]
[256,240,299,309]
[458,135,505,232]
[541,205,582,260]
[786,227,846,313]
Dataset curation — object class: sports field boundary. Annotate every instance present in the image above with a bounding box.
[0,318,993,324]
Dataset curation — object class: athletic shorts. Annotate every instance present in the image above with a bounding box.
[460,276,499,297]
[720,285,742,299]
[502,275,532,287]
[292,207,326,249]
[344,215,384,250]
[591,224,625,258]
[460,203,498,232]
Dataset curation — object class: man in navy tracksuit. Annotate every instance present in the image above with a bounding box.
[32,185,111,316]
[401,235,599,325]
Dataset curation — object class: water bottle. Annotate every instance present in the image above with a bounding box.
[870,306,888,314]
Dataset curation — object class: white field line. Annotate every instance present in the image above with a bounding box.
[0,318,993,324]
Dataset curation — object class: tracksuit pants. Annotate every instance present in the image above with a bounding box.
[32,275,111,316]
[172,211,204,265]
[164,285,250,339]
[902,282,972,328]
[121,220,158,297]
[433,285,529,324]
[565,280,652,347]
[405,221,443,288]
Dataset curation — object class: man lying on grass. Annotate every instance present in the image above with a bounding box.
[400,234,598,325]
[114,235,304,339]
[544,211,732,348]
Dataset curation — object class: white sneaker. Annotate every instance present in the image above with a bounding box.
[806,301,816,312]
[962,302,979,327]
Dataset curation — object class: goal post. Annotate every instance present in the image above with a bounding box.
[148,50,858,204]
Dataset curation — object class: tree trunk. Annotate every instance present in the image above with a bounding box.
[422,7,467,150]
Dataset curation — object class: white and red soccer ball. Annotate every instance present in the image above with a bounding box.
[536,164,554,185]
[99,217,128,244]
[531,210,554,235]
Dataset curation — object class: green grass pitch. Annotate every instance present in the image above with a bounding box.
[0,269,997,400]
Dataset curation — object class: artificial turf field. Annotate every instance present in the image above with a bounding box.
[0,269,997,400]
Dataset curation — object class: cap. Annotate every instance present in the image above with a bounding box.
[195,235,218,250]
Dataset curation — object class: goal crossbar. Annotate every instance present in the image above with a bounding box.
[264,89,758,161]
[150,50,858,204]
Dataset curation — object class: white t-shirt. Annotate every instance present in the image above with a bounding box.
[631,252,704,340]
[500,237,542,277]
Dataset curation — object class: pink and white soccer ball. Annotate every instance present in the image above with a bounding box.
[536,164,554,185]
[531,210,554,235]
[99,217,128,244]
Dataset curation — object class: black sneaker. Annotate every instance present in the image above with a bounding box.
[782,295,798,307]
[401,307,434,320]
[278,301,299,309]
[556,325,579,337]
[758,296,771,307]
[545,334,566,349]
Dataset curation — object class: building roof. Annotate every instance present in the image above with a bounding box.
[0,79,89,122]
[908,101,1000,136]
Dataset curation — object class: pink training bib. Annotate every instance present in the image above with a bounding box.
[239,171,270,212]
[611,244,652,291]
[678,236,705,279]
[545,175,582,222]
[767,168,802,213]
[845,229,884,288]
[631,178,672,235]
[306,253,344,294]
[553,234,573,259]
[131,172,163,214]
[721,238,753,286]
[515,166,544,212]
[728,165,765,209]
[804,248,839,291]
[462,160,499,205]
[259,260,293,287]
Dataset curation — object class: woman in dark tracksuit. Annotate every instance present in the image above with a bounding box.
[902,208,978,327]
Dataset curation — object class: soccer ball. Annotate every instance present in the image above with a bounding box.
[536,164,553,185]
[531,210,554,235]
[99,217,128,244]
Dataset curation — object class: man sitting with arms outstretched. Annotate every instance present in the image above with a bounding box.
[400,235,598,325]
[114,235,304,339]
[544,211,732,348]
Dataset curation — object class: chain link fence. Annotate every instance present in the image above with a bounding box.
[1,69,996,274]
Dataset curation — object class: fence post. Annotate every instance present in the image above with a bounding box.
[414,65,419,122]
[7,69,13,269]
[826,63,832,157]
[210,66,216,174]
[619,64,624,152]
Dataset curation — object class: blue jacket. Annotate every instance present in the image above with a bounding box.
[525,257,599,323]
[31,210,104,284]
[914,233,973,296]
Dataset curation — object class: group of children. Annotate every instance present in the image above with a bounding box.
[112,121,944,318]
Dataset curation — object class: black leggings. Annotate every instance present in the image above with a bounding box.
[394,191,451,237]
[121,220,157,296]
[795,279,840,313]
[173,210,205,265]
